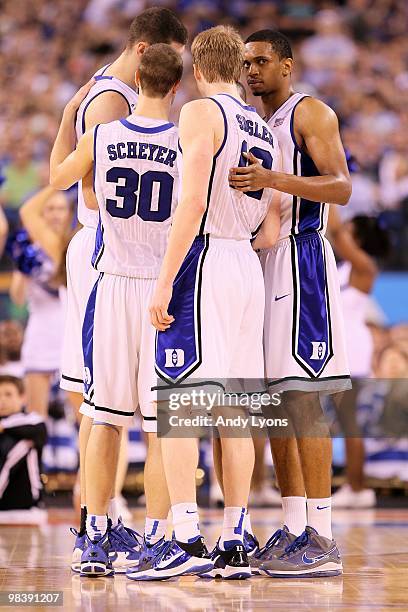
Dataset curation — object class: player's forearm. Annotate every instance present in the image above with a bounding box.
[49,107,77,188]
[157,198,206,287]
[268,171,351,205]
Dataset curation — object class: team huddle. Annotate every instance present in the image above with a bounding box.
[49,7,352,580]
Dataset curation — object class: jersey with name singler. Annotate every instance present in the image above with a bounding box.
[75,65,139,229]
[178,94,277,240]
[92,115,179,278]
[267,92,328,240]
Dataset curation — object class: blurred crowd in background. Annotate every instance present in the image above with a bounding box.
[1,0,408,266]
[0,0,407,507]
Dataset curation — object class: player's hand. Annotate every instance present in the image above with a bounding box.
[64,78,96,115]
[229,152,272,192]
[149,282,175,331]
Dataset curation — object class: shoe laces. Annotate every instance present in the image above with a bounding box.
[284,530,309,555]
[140,537,167,562]
[255,528,285,559]
[110,523,143,551]
[244,531,259,548]
[158,539,176,562]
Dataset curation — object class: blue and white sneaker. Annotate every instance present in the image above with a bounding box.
[243,530,259,557]
[80,532,114,577]
[108,519,142,573]
[260,526,343,578]
[126,536,167,579]
[126,537,213,581]
[70,528,87,573]
[201,541,251,580]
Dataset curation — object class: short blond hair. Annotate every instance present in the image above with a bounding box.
[191,26,245,84]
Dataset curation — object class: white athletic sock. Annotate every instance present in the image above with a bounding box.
[145,517,168,545]
[86,514,108,542]
[282,496,307,536]
[172,502,200,543]
[219,506,246,550]
[245,511,253,536]
[307,497,332,540]
[108,497,121,526]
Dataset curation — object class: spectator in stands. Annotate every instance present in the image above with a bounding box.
[0,375,47,524]
[0,140,41,211]
[9,187,72,418]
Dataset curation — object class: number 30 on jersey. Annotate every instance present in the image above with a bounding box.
[106,167,173,222]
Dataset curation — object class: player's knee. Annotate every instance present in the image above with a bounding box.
[92,420,121,434]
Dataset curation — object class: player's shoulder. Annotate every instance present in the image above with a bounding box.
[180,98,220,123]
[295,96,339,127]
[94,115,123,136]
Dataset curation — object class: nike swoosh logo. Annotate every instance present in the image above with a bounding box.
[317,505,330,510]
[186,510,196,514]
[275,294,290,301]
[302,547,336,565]
[157,550,185,569]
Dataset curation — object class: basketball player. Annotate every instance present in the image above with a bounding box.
[56,7,187,572]
[137,26,280,581]
[229,30,351,577]
[50,43,183,577]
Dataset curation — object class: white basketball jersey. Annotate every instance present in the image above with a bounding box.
[267,93,329,240]
[75,65,139,228]
[93,115,179,278]
[178,94,277,240]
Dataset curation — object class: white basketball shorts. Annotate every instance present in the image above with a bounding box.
[155,236,265,388]
[60,226,99,393]
[260,231,351,394]
[80,272,157,431]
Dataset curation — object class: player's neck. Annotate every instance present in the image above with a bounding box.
[261,87,295,121]
[133,96,170,122]
[201,82,241,99]
[103,51,138,89]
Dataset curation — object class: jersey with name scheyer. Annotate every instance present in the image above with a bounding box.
[92,115,179,278]
[267,93,328,240]
[178,94,277,240]
[75,65,139,229]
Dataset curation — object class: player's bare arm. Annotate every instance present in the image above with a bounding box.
[150,100,221,331]
[229,98,351,205]
[50,127,94,191]
[328,206,377,293]
[81,90,132,210]
[20,186,65,265]
[50,79,95,189]
[252,189,281,250]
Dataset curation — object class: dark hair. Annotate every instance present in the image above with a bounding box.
[128,7,188,48]
[245,30,293,60]
[139,43,183,98]
[351,215,391,259]
[0,375,25,395]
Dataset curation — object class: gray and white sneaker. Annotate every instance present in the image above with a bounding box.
[250,526,297,575]
[260,526,343,578]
